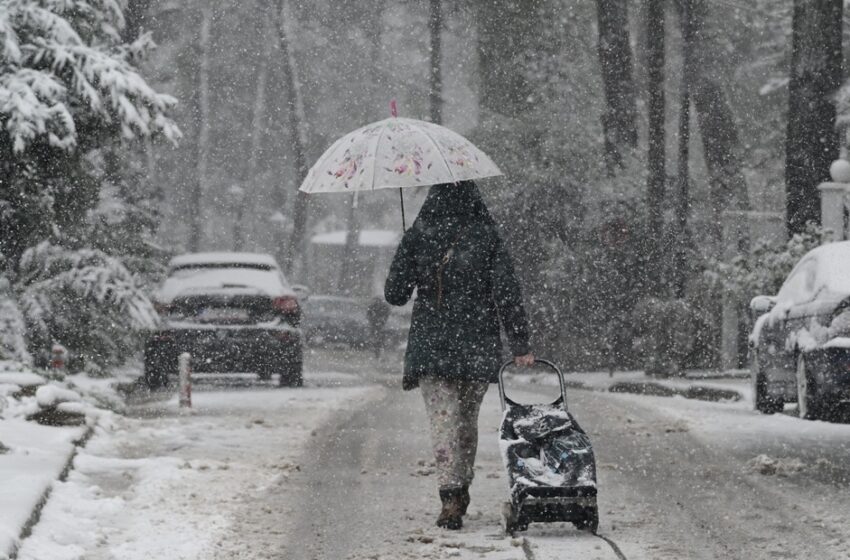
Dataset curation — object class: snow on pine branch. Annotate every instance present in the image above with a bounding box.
[17,242,157,334]
[13,241,158,372]
[0,0,179,154]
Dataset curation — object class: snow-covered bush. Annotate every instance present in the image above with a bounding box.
[632,298,696,377]
[15,242,156,374]
[705,226,822,300]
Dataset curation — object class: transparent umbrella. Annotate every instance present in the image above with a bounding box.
[298,103,503,229]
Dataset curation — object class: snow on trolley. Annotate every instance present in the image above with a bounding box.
[497,359,599,534]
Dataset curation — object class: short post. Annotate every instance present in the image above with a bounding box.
[178,352,192,408]
[818,183,847,242]
[51,344,68,373]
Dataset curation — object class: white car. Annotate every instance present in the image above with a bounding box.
[144,253,304,388]
[749,241,850,420]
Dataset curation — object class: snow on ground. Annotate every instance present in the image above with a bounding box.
[0,419,89,558]
[615,388,850,452]
[0,361,119,559]
[11,354,849,560]
[15,382,377,560]
[600,390,850,560]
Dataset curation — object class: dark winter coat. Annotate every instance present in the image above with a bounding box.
[384,182,530,390]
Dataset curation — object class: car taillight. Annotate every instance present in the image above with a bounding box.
[273,296,300,317]
[154,301,171,315]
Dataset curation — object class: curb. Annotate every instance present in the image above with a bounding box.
[6,425,95,560]
[608,380,743,402]
[539,377,745,403]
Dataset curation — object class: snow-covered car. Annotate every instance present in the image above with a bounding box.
[143,253,303,388]
[749,241,850,420]
[301,296,410,350]
[301,296,370,348]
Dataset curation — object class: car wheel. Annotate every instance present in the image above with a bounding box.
[143,347,171,390]
[573,506,599,533]
[278,362,303,388]
[753,353,783,414]
[796,354,823,420]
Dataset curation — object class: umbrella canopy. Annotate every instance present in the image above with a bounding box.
[299,117,503,194]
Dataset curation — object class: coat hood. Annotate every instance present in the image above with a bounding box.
[413,181,495,228]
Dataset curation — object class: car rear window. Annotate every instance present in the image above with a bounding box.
[159,263,288,300]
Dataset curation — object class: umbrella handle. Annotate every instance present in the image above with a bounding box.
[399,187,406,231]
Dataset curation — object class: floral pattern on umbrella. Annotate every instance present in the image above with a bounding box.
[300,117,502,194]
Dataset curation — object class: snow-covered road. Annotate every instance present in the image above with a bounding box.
[14,351,850,559]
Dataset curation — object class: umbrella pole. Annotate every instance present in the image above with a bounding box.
[399,187,406,231]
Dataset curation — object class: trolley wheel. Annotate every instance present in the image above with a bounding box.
[501,502,527,534]
[573,506,599,534]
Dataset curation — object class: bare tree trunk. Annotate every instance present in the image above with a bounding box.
[477,0,537,117]
[645,0,666,297]
[145,135,157,195]
[674,0,693,299]
[338,197,360,294]
[339,3,387,296]
[786,0,843,234]
[123,0,152,42]
[275,0,310,277]
[189,5,212,252]
[235,6,275,252]
[686,0,751,243]
[595,0,638,174]
[429,0,443,125]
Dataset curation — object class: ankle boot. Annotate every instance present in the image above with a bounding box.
[459,485,470,516]
[437,488,464,530]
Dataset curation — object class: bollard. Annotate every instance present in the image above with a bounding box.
[51,344,68,373]
[178,352,192,408]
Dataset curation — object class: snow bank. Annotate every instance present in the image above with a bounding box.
[0,372,44,389]
[0,361,121,557]
[35,386,82,409]
[745,454,806,476]
[0,419,89,557]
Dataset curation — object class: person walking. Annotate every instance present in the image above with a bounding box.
[384,181,534,531]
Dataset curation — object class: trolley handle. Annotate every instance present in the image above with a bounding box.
[497,358,568,412]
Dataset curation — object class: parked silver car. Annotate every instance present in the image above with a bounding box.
[144,253,304,388]
[749,241,850,420]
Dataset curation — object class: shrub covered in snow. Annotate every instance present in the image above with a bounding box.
[632,298,697,377]
[15,242,157,374]
[705,226,822,300]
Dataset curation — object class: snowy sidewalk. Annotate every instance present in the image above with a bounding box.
[0,362,120,560]
[14,378,375,560]
[0,419,91,559]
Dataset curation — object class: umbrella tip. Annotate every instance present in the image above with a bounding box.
[390,99,398,118]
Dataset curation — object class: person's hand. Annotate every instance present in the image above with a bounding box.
[514,353,535,367]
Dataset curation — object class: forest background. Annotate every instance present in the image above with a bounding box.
[2,0,848,375]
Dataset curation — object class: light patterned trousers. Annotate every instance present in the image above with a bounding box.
[419,376,489,490]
